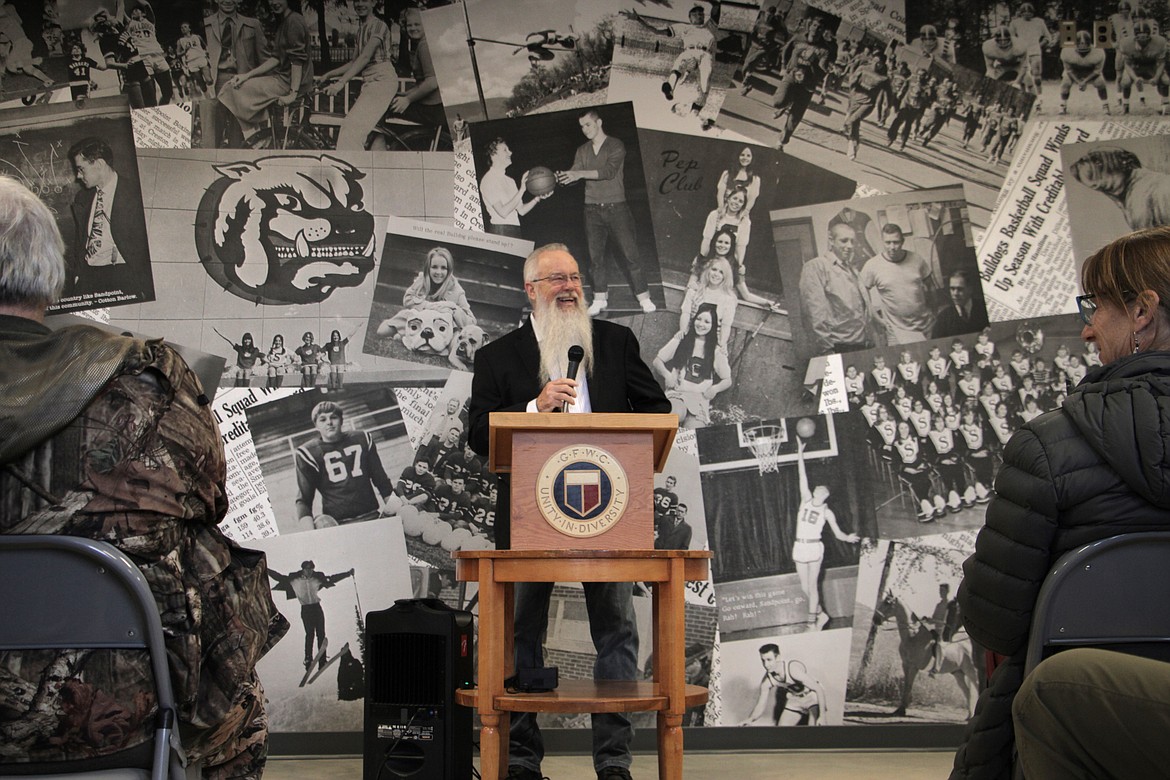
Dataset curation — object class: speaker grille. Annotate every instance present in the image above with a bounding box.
[369,632,447,706]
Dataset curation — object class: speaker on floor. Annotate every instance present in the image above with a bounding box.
[363,598,474,780]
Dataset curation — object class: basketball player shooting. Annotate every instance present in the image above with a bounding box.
[791,430,860,631]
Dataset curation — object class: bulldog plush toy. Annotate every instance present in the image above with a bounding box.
[377,306,458,356]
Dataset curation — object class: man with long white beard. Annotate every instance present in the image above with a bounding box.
[468,243,670,780]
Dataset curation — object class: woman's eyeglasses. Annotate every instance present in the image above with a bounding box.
[1076,293,1097,325]
[1077,290,1135,325]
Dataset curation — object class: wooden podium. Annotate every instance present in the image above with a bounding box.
[486,412,677,550]
[453,411,710,780]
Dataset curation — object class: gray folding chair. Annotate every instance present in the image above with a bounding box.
[1024,531,1170,675]
[0,535,187,779]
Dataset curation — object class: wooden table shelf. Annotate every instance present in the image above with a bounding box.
[453,549,711,780]
[455,680,710,712]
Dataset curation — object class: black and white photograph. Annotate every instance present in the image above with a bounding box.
[635,129,854,424]
[468,101,665,314]
[836,313,1089,539]
[245,385,420,538]
[716,628,852,726]
[252,518,413,733]
[847,533,981,724]
[113,147,455,383]
[696,413,871,640]
[363,214,532,371]
[807,0,904,44]
[606,1,747,135]
[1062,132,1170,261]
[0,97,156,313]
[10,0,1169,763]
[0,0,201,111]
[717,1,1035,228]
[772,186,982,364]
[400,369,499,553]
[198,1,453,151]
[653,442,709,553]
[422,0,623,125]
[906,0,1170,119]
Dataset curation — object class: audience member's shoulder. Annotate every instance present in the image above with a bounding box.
[1015,406,1078,448]
[55,322,152,363]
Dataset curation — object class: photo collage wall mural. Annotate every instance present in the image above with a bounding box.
[7,0,1166,738]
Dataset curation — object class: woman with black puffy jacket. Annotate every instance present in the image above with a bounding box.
[951,225,1170,779]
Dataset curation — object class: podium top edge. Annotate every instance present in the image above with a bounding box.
[452,549,713,559]
[487,412,678,474]
[488,412,679,431]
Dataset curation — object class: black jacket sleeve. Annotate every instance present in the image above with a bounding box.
[468,341,531,458]
[958,425,1061,655]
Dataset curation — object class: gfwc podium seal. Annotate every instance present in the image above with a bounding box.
[536,445,629,537]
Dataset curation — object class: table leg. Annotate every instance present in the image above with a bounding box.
[654,558,686,780]
[480,712,504,780]
[477,560,508,780]
[657,711,684,780]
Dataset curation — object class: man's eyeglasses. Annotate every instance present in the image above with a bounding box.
[1076,293,1097,325]
[529,273,582,287]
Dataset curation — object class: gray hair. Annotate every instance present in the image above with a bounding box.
[0,176,65,307]
[523,242,571,282]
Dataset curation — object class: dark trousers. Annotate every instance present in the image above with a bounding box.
[584,202,648,296]
[962,120,979,144]
[887,106,923,146]
[301,602,326,661]
[740,41,779,79]
[213,69,244,147]
[922,111,950,145]
[843,101,877,143]
[401,101,446,130]
[510,581,638,773]
[488,223,523,238]
[1014,649,1170,779]
[772,79,814,144]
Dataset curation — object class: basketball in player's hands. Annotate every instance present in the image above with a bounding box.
[526,166,557,197]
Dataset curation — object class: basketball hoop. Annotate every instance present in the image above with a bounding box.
[743,424,784,474]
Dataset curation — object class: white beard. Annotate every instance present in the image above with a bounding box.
[535,294,594,384]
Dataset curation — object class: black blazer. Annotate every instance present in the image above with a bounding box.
[68,178,150,298]
[468,318,670,547]
[933,298,989,339]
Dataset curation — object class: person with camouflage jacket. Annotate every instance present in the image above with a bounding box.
[0,176,288,779]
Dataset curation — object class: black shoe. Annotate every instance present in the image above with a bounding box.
[506,766,542,780]
[598,768,633,780]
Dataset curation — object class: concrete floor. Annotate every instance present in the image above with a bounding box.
[266,749,956,778]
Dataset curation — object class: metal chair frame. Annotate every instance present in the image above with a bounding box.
[0,535,187,779]
[1024,531,1170,675]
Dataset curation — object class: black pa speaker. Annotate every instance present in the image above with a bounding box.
[363,598,474,780]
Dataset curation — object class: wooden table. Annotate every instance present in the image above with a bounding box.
[453,549,711,780]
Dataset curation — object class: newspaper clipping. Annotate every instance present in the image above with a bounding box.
[979,119,1170,322]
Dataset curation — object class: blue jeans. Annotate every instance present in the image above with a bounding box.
[583,202,648,297]
[509,581,638,773]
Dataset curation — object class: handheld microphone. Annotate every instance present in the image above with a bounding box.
[563,345,584,412]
